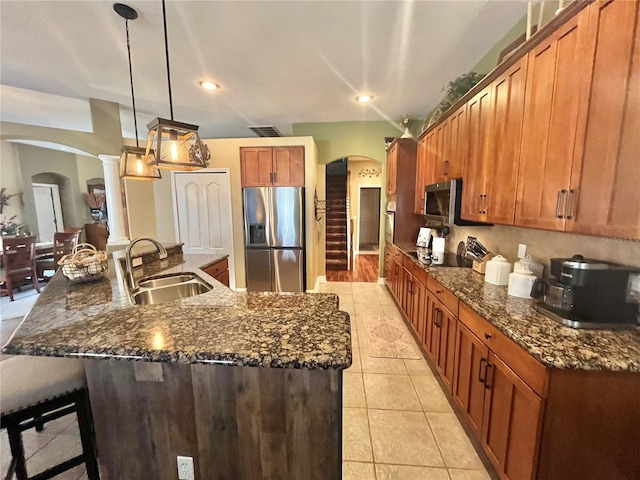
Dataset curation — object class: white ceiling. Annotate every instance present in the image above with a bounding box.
[0,0,528,141]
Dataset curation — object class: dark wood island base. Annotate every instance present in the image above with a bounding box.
[85,360,343,480]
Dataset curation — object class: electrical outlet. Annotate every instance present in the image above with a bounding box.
[177,456,194,480]
[518,243,527,258]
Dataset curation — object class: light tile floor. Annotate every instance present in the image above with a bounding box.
[318,281,493,480]
[0,282,492,480]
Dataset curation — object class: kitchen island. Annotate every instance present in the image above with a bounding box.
[3,248,351,480]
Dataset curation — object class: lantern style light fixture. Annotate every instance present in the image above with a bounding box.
[114,3,161,181]
[145,0,210,171]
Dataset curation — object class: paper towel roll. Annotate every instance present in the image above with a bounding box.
[432,237,445,265]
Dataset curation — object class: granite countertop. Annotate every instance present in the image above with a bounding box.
[393,243,640,372]
[3,249,351,370]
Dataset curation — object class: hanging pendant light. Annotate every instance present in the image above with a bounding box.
[145,0,210,171]
[115,3,161,181]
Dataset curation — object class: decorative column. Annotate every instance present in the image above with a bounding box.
[98,154,129,247]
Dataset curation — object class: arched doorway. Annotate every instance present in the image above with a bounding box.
[325,156,383,282]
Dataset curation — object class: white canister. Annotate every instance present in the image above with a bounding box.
[431,237,445,265]
[514,255,544,278]
[485,255,512,286]
[507,267,537,298]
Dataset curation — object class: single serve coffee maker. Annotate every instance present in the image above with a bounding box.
[531,255,639,329]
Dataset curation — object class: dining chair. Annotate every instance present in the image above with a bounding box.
[35,231,80,281]
[0,236,40,301]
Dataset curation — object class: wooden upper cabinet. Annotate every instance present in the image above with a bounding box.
[482,351,543,480]
[414,135,428,214]
[484,57,528,225]
[240,147,273,186]
[386,142,398,195]
[514,11,589,230]
[273,147,304,186]
[240,146,304,187]
[566,0,640,238]
[461,86,492,222]
[445,105,467,181]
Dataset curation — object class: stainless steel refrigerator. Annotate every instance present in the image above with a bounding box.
[243,187,305,292]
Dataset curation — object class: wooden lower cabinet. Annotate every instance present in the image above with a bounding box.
[453,322,489,439]
[203,258,230,287]
[389,252,640,480]
[411,278,428,344]
[434,303,457,392]
[482,352,543,480]
[423,291,439,363]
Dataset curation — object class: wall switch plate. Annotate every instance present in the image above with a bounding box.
[177,456,194,480]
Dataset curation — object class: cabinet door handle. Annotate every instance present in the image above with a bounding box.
[436,289,442,294]
[482,194,487,214]
[484,363,493,389]
[479,357,487,384]
[444,160,449,176]
[484,333,492,340]
[565,189,575,220]
[556,190,567,218]
[408,280,413,294]
[433,307,441,327]
[478,195,482,214]
[394,264,399,274]
[269,172,273,183]
[273,172,277,183]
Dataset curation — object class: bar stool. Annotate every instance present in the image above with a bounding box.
[0,356,100,480]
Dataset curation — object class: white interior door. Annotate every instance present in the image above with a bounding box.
[173,170,235,288]
[32,183,64,242]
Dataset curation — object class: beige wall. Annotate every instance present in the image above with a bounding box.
[124,180,157,240]
[0,99,122,157]
[0,141,24,224]
[449,224,640,273]
[293,121,402,278]
[348,159,383,253]
[316,161,326,280]
[13,143,87,235]
[148,136,320,290]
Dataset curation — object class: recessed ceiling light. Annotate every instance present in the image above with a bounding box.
[200,81,219,91]
[356,94,373,103]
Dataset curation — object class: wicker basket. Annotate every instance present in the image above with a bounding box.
[58,243,108,283]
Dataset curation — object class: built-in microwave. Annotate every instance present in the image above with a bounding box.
[424,179,485,226]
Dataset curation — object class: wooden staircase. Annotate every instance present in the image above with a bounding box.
[325,174,348,270]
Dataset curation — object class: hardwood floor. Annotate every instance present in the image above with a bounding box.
[325,254,379,282]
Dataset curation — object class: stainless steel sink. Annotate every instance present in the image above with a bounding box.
[132,281,212,305]
[137,273,198,289]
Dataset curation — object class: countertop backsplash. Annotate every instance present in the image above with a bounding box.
[448,224,640,271]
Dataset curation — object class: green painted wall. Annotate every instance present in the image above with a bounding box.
[292,121,403,166]
[471,1,564,75]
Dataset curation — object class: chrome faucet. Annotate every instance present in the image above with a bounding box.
[125,237,168,288]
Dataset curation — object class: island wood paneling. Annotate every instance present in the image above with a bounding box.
[85,361,342,480]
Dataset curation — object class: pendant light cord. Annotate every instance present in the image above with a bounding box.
[162,0,174,121]
[125,18,139,148]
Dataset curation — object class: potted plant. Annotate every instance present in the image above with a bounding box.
[423,71,486,131]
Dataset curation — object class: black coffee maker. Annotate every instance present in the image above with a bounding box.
[532,255,639,329]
